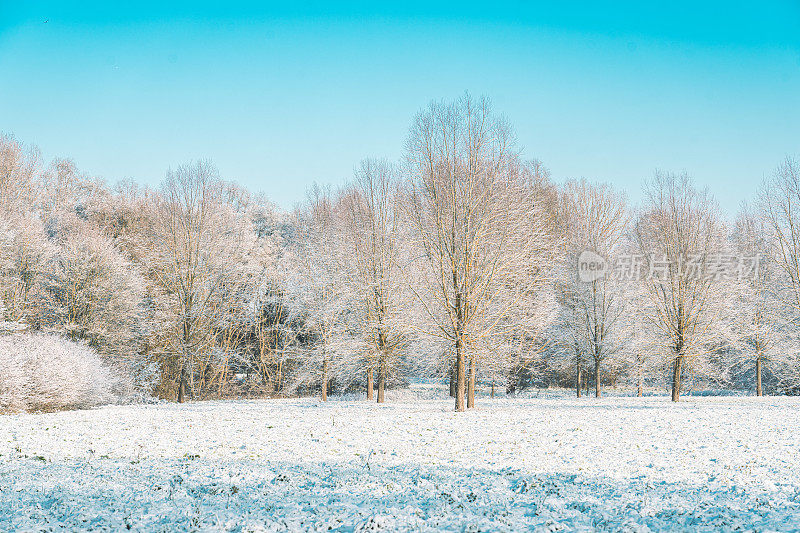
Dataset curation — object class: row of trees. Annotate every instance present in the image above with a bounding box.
[1,94,799,411]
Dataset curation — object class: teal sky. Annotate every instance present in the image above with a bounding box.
[1,1,799,212]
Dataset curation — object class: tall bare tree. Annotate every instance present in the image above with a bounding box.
[291,185,358,401]
[151,161,249,402]
[635,173,725,401]
[558,179,628,397]
[404,94,557,411]
[758,156,800,392]
[760,158,800,317]
[340,159,407,402]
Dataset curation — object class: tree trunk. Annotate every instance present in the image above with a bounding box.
[377,361,385,403]
[576,359,582,398]
[177,363,187,403]
[367,367,374,400]
[594,358,601,398]
[449,363,456,397]
[491,382,495,399]
[671,354,682,402]
[179,317,191,403]
[756,356,763,397]
[637,356,643,397]
[321,357,328,402]
[455,338,465,412]
[467,354,476,409]
[454,285,465,411]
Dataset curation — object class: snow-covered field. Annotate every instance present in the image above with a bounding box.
[2,388,800,532]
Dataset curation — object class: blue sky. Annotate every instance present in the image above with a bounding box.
[1,1,798,213]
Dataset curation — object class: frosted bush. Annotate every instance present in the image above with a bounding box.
[0,333,126,412]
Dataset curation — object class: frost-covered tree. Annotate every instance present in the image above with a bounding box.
[291,185,359,401]
[149,161,256,402]
[557,179,628,398]
[758,156,800,393]
[239,199,295,396]
[0,134,42,212]
[635,173,727,401]
[38,217,145,358]
[339,159,410,402]
[404,94,559,410]
[722,205,787,395]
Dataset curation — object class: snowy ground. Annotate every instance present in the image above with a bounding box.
[2,388,800,532]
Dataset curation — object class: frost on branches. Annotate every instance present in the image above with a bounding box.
[1,110,800,410]
[0,333,128,412]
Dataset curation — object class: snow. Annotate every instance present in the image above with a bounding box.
[2,388,800,531]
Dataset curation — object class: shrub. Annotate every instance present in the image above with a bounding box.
[0,333,127,412]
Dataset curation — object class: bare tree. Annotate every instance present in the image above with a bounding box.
[635,173,725,401]
[340,159,407,402]
[291,185,358,401]
[151,161,249,402]
[404,94,557,410]
[757,156,800,392]
[725,205,779,395]
[558,179,628,397]
[760,158,800,314]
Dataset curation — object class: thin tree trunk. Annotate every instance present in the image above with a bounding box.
[594,358,601,398]
[367,367,374,400]
[756,356,763,397]
[179,318,190,403]
[491,382,495,399]
[671,354,682,402]
[467,354,476,408]
[321,357,328,402]
[177,362,187,403]
[637,355,643,397]
[188,355,195,400]
[454,283,465,411]
[455,338,465,412]
[449,363,456,397]
[576,357,582,398]
[377,360,385,403]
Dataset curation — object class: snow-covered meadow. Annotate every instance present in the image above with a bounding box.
[2,388,800,532]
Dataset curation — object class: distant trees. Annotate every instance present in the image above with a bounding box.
[0,104,798,409]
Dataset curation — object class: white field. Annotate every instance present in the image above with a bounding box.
[2,387,800,532]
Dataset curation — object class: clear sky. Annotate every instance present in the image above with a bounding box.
[1,1,799,213]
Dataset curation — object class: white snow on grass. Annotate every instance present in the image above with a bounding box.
[2,389,800,531]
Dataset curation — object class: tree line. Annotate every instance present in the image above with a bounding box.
[1,94,799,411]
